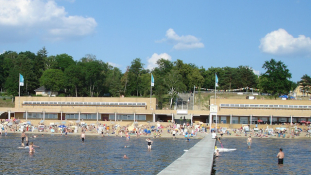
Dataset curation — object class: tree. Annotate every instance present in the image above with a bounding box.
[54,54,75,71]
[40,69,65,94]
[128,58,144,96]
[299,74,311,96]
[64,64,84,97]
[165,70,186,108]
[259,59,292,99]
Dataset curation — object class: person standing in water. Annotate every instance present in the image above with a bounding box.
[21,131,26,147]
[172,130,176,139]
[247,136,252,148]
[277,148,284,164]
[29,142,35,153]
[81,132,85,143]
[146,138,153,150]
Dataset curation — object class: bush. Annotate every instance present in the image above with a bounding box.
[3,97,6,100]
[58,93,66,97]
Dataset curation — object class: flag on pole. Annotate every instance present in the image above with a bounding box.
[151,74,154,87]
[19,74,24,86]
[215,74,218,87]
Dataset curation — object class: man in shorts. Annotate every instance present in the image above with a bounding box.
[277,148,284,164]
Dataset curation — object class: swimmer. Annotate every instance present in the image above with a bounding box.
[277,148,284,164]
[29,142,36,153]
[146,138,153,150]
[81,132,85,143]
[215,149,220,157]
[21,131,26,147]
[123,154,129,159]
[247,136,252,148]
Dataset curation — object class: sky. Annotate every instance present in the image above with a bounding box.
[1,0,311,82]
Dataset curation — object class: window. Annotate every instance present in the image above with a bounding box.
[240,117,248,124]
[232,117,239,124]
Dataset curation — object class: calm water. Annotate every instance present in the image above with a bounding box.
[213,137,311,175]
[0,134,198,174]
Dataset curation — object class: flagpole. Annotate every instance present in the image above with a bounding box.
[215,73,217,133]
[19,73,20,108]
[150,74,152,109]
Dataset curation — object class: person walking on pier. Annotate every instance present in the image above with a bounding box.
[247,136,252,148]
[277,148,284,164]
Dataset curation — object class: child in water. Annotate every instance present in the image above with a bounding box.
[29,142,35,153]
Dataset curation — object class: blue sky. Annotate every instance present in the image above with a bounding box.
[1,0,311,82]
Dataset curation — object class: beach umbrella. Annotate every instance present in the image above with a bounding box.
[300,121,306,123]
[306,121,311,124]
[58,125,66,128]
[257,120,263,123]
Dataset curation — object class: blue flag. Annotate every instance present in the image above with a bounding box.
[151,74,154,87]
[20,74,24,86]
[215,74,218,87]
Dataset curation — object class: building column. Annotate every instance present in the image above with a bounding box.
[230,114,232,124]
[115,112,117,122]
[26,111,28,121]
[171,113,174,123]
[43,111,45,121]
[8,111,10,120]
[153,113,155,122]
[250,115,252,125]
[134,113,136,122]
[270,115,272,125]
[191,114,193,126]
[97,112,99,122]
[61,111,62,121]
[290,115,293,125]
[78,112,80,121]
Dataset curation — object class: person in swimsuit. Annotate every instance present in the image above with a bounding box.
[146,138,153,150]
[172,130,176,139]
[81,132,85,143]
[277,148,284,164]
[21,131,26,147]
[123,154,129,159]
[29,142,35,153]
[25,136,29,146]
[247,136,252,148]
[215,149,220,157]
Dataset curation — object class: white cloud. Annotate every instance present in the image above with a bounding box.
[259,28,311,56]
[146,53,171,70]
[252,69,260,76]
[108,62,121,68]
[158,28,204,50]
[0,0,97,42]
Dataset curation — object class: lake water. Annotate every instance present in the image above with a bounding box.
[212,137,311,175]
[0,134,198,174]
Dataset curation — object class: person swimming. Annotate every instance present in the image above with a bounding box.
[123,154,129,159]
